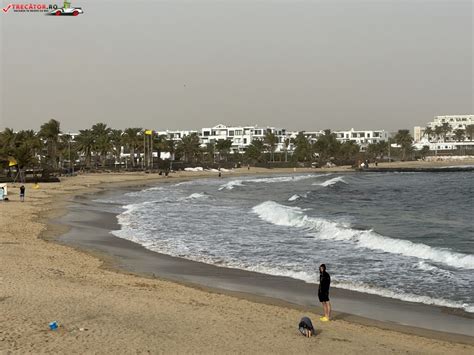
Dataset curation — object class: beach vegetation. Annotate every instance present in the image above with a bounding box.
[393,129,414,161]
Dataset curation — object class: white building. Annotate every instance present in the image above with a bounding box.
[334,128,389,149]
[200,124,288,153]
[413,141,474,152]
[155,130,198,142]
[415,115,473,143]
[427,115,473,131]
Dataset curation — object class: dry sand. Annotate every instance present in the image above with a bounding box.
[0,170,473,354]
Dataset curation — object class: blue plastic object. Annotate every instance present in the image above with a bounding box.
[49,321,58,330]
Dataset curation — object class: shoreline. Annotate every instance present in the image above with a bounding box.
[2,171,473,353]
[54,183,474,343]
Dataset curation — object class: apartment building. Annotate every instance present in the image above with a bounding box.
[200,124,288,153]
[415,115,473,143]
[334,128,389,148]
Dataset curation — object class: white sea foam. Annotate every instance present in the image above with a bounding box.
[219,174,325,190]
[313,176,347,187]
[252,201,474,270]
[416,261,440,272]
[180,192,208,201]
[219,180,245,190]
[288,192,309,201]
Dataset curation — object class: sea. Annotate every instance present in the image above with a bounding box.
[96,171,474,313]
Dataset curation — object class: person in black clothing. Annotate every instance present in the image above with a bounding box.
[298,316,315,337]
[318,263,331,321]
[20,185,25,202]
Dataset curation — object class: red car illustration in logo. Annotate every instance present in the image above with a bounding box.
[47,6,83,16]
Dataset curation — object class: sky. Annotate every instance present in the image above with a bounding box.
[1,0,472,133]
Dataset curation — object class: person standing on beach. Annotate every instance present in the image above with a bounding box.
[20,185,25,202]
[318,264,331,321]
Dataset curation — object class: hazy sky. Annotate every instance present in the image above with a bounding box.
[1,0,472,132]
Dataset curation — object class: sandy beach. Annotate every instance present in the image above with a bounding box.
[1,168,473,353]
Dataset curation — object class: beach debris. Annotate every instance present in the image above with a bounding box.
[49,321,59,330]
[79,327,88,332]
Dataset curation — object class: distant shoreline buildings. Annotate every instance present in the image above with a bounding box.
[414,114,474,151]
[150,124,391,154]
[57,114,473,160]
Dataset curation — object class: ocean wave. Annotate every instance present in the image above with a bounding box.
[218,180,245,190]
[414,261,455,279]
[179,192,209,201]
[288,192,309,202]
[313,176,347,187]
[252,201,474,270]
[219,174,326,190]
[332,281,473,313]
[288,194,301,202]
[123,186,164,197]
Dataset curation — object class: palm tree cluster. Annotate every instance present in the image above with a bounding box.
[1,119,143,173]
[424,123,473,143]
[246,130,364,165]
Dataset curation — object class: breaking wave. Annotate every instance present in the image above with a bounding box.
[180,192,209,201]
[288,192,308,201]
[313,176,347,187]
[252,201,474,270]
[219,174,326,190]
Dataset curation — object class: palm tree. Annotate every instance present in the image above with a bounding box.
[123,128,142,168]
[453,129,465,142]
[394,129,414,161]
[313,130,340,163]
[91,123,112,167]
[264,131,278,162]
[178,133,200,163]
[12,130,41,169]
[205,142,216,163]
[339,141,360,161]
[75,129,95,168]
[0,128,17,160]
[215,139,232,162]
[423,127,434,142]
[434,125,443,142]
[465,125,474,141]
[39,119,61,169]
[292,132,312,162]
[244,139,265,163]
[441,122,451,142]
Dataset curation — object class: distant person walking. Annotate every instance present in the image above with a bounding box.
[20,185,25,202]
[318,264,331,321]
